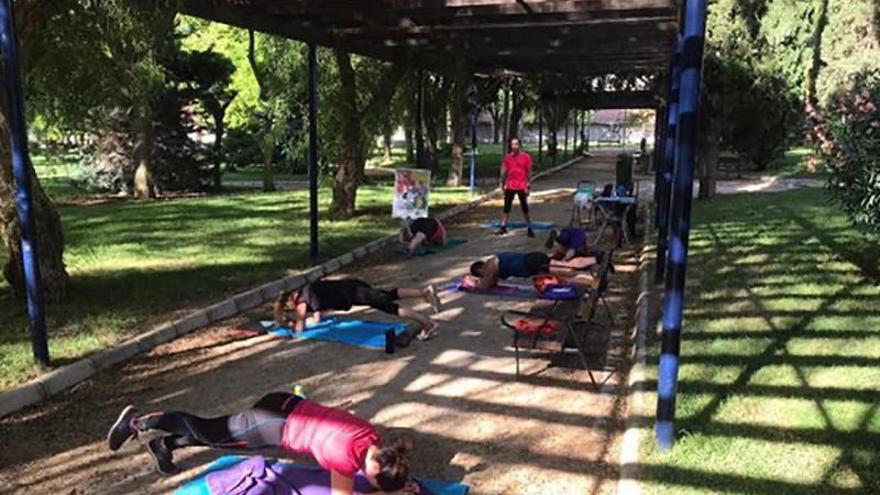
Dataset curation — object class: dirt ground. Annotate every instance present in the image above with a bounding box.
[0,151,642,495]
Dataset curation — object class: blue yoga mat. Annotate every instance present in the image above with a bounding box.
[262,318,408,349]
[483,220,556,230]
[176,455,469,495]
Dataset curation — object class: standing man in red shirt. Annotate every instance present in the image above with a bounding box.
[497,136,534,237]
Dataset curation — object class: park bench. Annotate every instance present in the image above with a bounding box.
[500,251,615,389]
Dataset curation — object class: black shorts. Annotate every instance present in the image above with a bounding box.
[503,190,529,214]
[351,286,401,315]
[410,218,439,240]
[523,252,551,276]
[309,279,400,314]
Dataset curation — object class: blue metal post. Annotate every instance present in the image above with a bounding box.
[0,0,49,366]
[307,43,319,259]
[655,40,683,285]
[656,0,709,450]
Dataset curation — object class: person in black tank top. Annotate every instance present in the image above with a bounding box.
[274,278,442,341]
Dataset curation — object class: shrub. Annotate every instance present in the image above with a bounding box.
[817,69,880,230]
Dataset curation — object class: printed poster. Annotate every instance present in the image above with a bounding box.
[393,168,431,219]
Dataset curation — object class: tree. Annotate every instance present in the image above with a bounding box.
[422,73,452,173]
[329,51,407,217]
[447,70,472,186]
[0,1,81,300]
[818,69,880,230]
[174,49,237,190]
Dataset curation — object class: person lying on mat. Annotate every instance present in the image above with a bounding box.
[107,393,420,495]
[465,252,596,290]
[399,217,446,255]
[274,278,441,341]
[546,227,592,262]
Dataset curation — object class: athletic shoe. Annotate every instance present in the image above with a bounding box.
[527,227,535,238]
[107,405,139,451]
[148,438,178,475]
[417,321,440,341]
[495,226,508,236]
[426,284,442,313]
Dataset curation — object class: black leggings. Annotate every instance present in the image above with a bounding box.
[503,189,529,215]
[133,393,301,451]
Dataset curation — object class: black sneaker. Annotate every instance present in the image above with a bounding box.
[495,226,508,236]
[148,438,178,475]
[527,228,535,238]
[107,405,139,451]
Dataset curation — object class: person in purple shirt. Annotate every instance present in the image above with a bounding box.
[546,227,590,261]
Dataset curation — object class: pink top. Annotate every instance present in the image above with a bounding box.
[282,400,379,478]
[503,152,532,191]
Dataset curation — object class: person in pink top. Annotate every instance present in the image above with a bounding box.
[107,393,418,494]
[497,137,535,237]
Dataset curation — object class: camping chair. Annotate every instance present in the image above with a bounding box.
[500,250,615,389]
[571,180,598,228]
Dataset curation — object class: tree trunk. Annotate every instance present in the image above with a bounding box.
[404,119,415,163]
[805,0,830,163]
[508,85,525,141]
[383,129,392,163]
[490,103,502,144]
[331,139,364,217]
[132,109,156,199]
[698,116,720,199]
[261,132,276,192]
[0,122,69,301]
[330,50,406,217]
[213,112,225,190]
[447,78,469,186]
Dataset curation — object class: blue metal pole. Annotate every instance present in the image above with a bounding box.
[307,43,319,259]
[0,0,49,366]
[655,40,683,285]
[656,0,709,451]
[467,83,478,196]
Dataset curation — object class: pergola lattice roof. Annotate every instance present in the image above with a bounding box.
[181,0,680,75]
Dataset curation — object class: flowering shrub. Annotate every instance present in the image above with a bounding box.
[816,70,880,230]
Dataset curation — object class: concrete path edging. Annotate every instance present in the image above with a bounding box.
[617,240,656,495]
[0,157,582,418]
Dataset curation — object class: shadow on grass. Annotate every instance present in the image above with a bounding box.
[639,189,880,494]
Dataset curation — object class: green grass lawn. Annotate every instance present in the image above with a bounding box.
[766,147,828,179]
[0,183,485,390]
[638,188,880,494]
[368,143,575,180]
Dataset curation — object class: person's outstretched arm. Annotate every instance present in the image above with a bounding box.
[331,470,355,495]
[478,259,499,290]
[292,301,309,332]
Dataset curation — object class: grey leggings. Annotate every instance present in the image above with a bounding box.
[132,393,301,451]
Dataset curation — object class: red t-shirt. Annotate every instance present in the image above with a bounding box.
[503,151,532,191]
[282,399,380,477]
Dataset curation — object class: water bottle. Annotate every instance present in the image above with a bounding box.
[385,329,396,354]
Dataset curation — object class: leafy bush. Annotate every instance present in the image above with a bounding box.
[817,69,880,230]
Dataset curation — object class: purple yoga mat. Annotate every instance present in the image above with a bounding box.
[202,456,453,495]
[206,456,376,495]
[443,279,537,298]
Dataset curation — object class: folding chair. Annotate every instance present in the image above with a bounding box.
[499,251,615,390]
[571,180,598,228]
